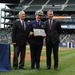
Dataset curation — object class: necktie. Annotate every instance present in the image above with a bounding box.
[22,20,26,30]
[37,20,40,25]
[50,19,52,30]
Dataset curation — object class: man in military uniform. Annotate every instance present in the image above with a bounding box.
[28,10,45,69]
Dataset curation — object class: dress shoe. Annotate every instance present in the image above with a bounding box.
[19,67,25,70]
[47,67,51,70]
[36,65,40,70]
[31,65,34,69]
[13,67,18,70]
[31,67,34,69]
[54,67,58,70]
[36,67,40,70]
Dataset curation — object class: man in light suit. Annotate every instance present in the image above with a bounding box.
[45,10,61,70]
[12,11,28,70]
[28,10,45,69]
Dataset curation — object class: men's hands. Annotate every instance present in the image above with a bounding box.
[42,34,46,37]
[29,32,33,36]
[12,43,16,45]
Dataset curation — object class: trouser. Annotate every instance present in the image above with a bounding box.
[46,42,59,68]
[13,44,26,68]
[30,44,43,68]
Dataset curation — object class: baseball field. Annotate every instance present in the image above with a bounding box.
[0,45,75,75]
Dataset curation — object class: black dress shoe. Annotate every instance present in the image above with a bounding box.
[19,67,25,70]
[36,65,40,70]
[13,67,18,70]
[31,67,34,69]
[31,65,35,69]
[47,67,51,70]
[54,67,58,70]
[36,67,40,70]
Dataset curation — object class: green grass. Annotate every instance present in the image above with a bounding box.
[0,46,75,75]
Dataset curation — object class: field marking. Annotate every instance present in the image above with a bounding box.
[10,46,73,60]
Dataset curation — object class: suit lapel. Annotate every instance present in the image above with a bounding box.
[47,19,55,29]
[18,20,27,30]
[51,19,56,28]
[18,20,23,27]
[35,20,38,25]
[47,20,50,29]
[51,19,54,28]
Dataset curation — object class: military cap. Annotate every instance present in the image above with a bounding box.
[35,10,43,16]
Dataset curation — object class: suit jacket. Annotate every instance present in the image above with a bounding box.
[28,20,45,45]
[44,19,61,44]
[12,20,28,45]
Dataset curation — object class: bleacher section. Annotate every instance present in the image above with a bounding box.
[0,31,8,37]
[25,5,42,11]
[61,34,75,43]
[1,0,75,13]
[1,0,75,31]
[67,0,75,4]
[30,0,47,5]
[21,0,32,5]
[1,0,75,12]
[43,6,61,11]
[0,31,11,43]
[64,5,75,11]
[47,0,66,5]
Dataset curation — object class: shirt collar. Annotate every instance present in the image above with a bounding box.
[36,20,41,22]
[48,18,53,21]
[20,19,24,24]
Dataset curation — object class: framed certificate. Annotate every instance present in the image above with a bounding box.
[33,29,46,36]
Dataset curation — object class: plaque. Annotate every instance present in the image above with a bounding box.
[33,29,46,36]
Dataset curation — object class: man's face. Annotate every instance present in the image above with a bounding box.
[47,11,54,19]
[36,15,42,20]
[19,12,25,20]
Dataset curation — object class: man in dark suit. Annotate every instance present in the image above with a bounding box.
[28,10,45,69]
[44,10,61,70]
[12,11,28,70]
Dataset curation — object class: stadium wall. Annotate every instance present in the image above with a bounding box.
[59,42,75,48]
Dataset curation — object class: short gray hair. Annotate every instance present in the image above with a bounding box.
[47,10,53,14]
[18,11,25,15]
